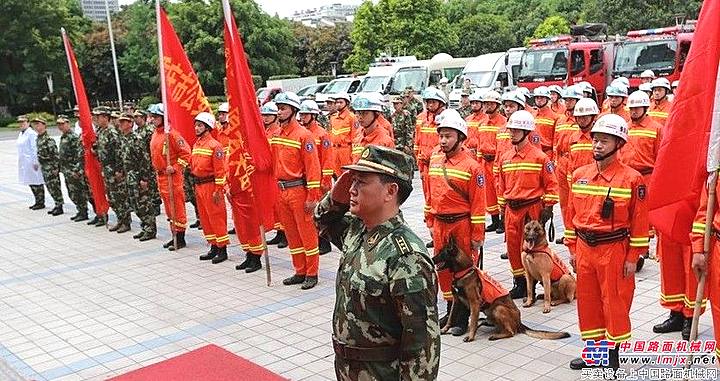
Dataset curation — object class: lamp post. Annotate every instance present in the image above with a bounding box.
[45,72,57,119]
[330,61,338,77]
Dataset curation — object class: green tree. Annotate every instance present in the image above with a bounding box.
[531,15,571,40]
[450,14,514,57]
[292,23,353,76]
[345,1,381,72]
[583,0,701,34]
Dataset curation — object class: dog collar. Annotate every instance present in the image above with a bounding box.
[453,266,475,280]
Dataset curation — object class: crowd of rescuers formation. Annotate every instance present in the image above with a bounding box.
[17,68,710,378]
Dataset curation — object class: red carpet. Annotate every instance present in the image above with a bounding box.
[108,344,289,381]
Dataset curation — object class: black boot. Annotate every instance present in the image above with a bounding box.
[51,205,63,216]
[87,215,99,225]
[211,246,228,264]
[29,203,45,210]
[189,220,201,229]
[449,302,470,336]
[425,240,434,248]
[283,274,305,285]
[500,252,508,259]
[608,345,620,373]
[301,276,318,290]
[509,276,527,299]
[228,228,236,234]
[569,357,588,370]
[653,311,684,333]
[495,216,505,234]
[319,236,331,255]
[267,231,285,245]
[168,231,186,251]
[200,245,218,261]
[277,233,288,249]
[116,221,131,233]
[94,214,107,227]
[74,211,89,222]
[555,236,565,244]
[163,239,174,249]
[108,223,121,232]
[139,232,156,241]
[635,256,645,272]
[133,231,145,239]
[682,317,692,341]
[235,252,251,270]
[439,301,453,327]
[485,215,500,232]
[245,254,262,273]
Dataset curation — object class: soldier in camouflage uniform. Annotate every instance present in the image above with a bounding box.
[92,106,132,233]
[314,145,440,381]
[457,88,473,118]
[390,95,414,156]
[184,166,201,229]
[134,109,161,216]
[118,114,157,241]
[402,86,424,119]
[32,117,64,215]
[56,117,90,221]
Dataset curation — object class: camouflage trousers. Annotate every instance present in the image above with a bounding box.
[40,164,64,206]
[126,172,156,235]
[29,184,44,205]
[183,167,199,219]
[335,358,403,381]
[149,175,161,215]
[102,168,131,223]
[61,170,89,214]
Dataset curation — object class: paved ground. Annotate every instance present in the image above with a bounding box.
[0,134,717,381]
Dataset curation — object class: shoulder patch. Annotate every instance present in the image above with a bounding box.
[546,161,555,173]
[215,149,224,159]
[305,142,315,153]
[638,184,646,200]
[531,135,540,144]
[476,174,485,187]
[322,139,331,148]
[177,138,185,147]
[392,233,413,255]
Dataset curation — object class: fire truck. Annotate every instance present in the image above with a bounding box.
[516,24,616,102]
[612,21,695,90]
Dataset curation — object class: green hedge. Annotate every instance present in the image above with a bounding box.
[267,74,300,80]
[0,116,16,128]
[317,75,335,83]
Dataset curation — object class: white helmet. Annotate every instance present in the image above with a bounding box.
[421,87,448,105]
[507,110,535,131]
[548,85,563,95]
[299,100,321,114]
[351,95,384,112]
[651,77,671,91]
[573,98,600,116]
[605,85,628,98]
[591,113,628,142]
[611,77,630,88]
[533,86,551,98]
[502,91,526,107]
[439,77,449,85]
[194,112,216,129]
[518,87,532,100]
[640,70,656,79]
[672,80,680,89]
[562,85,584,100]
[334,92,351,102]
[577,81,594,94]
[627,90,651,108]
[436,108,468,138]
[274,92,301,109]
[481,90,502,104]
[218,102,229,113]
[639,83,653,93]
[260,101,278,115]
[468,91,483,102]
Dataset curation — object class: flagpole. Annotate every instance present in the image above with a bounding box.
[105,0,123,108]
[222,0,272,286]
[157,0,179,250]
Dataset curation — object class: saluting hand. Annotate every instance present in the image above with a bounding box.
[331,171,353,205]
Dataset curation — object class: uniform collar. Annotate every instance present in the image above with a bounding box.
[444,147,470,164]
[590,158,623,182]
[513,141,533,158]
[280,119,300,135]
[336,108,350,119]
[363,212,405,251]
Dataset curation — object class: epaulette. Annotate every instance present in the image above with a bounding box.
[391,232,413,255]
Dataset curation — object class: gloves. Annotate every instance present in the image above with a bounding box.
[540,206,553,225]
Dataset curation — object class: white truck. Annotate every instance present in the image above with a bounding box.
[385,53,473,95]
[315,76,364,110]
[265,76,318,93]
[448,52,511,108]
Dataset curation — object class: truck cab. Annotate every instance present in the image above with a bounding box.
[448,52,509,108]
[386,54,472,95]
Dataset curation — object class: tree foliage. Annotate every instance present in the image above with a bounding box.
[293,23,353,76]
[532,15,571,40]
[450,14,514,58]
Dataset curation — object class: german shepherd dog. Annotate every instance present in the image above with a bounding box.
[521,219,576,313]
[434,237,571,342]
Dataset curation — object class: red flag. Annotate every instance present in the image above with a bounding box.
[61,28,109,215]
[648,0,720,244]
[223,1,277,229]
[158,8,211,146]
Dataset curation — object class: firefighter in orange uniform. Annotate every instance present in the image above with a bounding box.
[426,108,486,336]
[190,112,230,264]
[463,91,489,158]
[476,91,506,231]
[329,93,356,176]
[350,95,395,163]
[271,92,323,290]
[262,102,288,249]
[148,103,191,251]
[548,85,566,115]
[553,86,583,242]
[566,98,600,178]
[648,78,673,126]
[497,110,559,298]
[567,114,649,372]
[601,85,630,122]
[299,100,334,255]
[532,86,560,160]
[690,176,720,359]
[416,87,447,248]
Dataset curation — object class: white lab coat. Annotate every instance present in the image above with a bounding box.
[16,128,44,185]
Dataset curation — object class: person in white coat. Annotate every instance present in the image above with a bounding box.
[16,115,45,209]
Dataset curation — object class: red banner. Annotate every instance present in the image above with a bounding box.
[648,0,720,243]
[61,28,109,215]
[223,5,277,229]
[159,8,211,146]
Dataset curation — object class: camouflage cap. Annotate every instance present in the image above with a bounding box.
[56,115,70,123]
[30,116,47,124]
[72,105,80,112]
[110,111,122,119]
[92,106,111,115]
[132,110,146,117]
[461,88,472,96]
[17,115,28,122]
[342,145,414,185]
[389,95,403,103]
[118,113,133,122]
[402,86,415,96]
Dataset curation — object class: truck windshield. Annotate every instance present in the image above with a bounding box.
[389,68,426,94]
[518,48,568,80]
[613,40,678,76]
[357,76,387,93]
[322,80,351,94]
[462,71,495,88]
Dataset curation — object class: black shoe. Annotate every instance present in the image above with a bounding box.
[29,203,45,210]
[277,236,288,249]
[47,208,54,214]
[133,231,145,239]
[189,220,201,229]
[283,274,305,285]
[200,246,218,260]
[635,256,645,272]
[87,215,99,225]
[682,318,692,341]
[94,215,107,227]
[500,252,508,259]
[236,252,251,270]
[425,240,434,248]
[228,228,236,234]
[167,232,187,251]
[245,255,262,273]
[108,223,120,232]
[301,276,318,290]
[139,232,156,241]
[319,237,331,255]
[495,218,505,234]
[653,311,684,333]
[485,215,500,232]
[70,213,79,221]
[569,357,589,370]
[509,276,527,299]
[643,251,650,259]
[116,223,130,233]
[50,206,63,216]
[74,212,89,222]
[163,239,174,249]
[449,302,470,336]
[555,237,565,244]
[266,231,285,245]
[211,246,228,264]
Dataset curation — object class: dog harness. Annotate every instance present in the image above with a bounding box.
[527,246,571,282]
[454,267,509,305]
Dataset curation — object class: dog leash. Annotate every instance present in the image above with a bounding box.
[548,218,555,243]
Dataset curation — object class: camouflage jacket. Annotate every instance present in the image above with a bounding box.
[391,109,415,155]
[94,125,123,172]
[404,98,423,118]
[136,124,154,152]
[119,132,154,182]
[457,105,472,119]
[317,113,330,131]
[314,194,440,381]
[36,132,59,170]
[58,131,84,175]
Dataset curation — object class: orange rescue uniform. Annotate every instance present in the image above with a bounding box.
[565,159,649,344]
[414,110,441,215]
[266,122,284,232]
[534,106,559,159]
[497,142,559,277]
[376,114,394,140]
[190,133,229,247]
[427,147,486,301]
[306,120,334,192]
[150,127,191,232]
[329,108,356,175]
[469,111,505,216]
[553,113,579,228]
[648,97,673,126]
[551,100,566,115]
[271,119,322,277]
[351,124,395,163]
[464,111,489,158]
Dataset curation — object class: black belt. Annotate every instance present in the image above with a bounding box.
[639,168,653,176]
[332,338,399,362]
[278,178,305,190]
[506,197,542,210]
[577,229,629,247]
[481,154,495,162]
[194,175,215,185]
[435,213,470,223]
